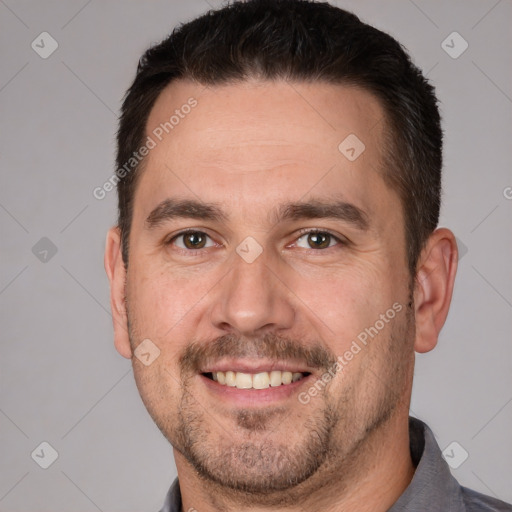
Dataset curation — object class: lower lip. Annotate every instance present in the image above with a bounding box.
[200,374,313,406]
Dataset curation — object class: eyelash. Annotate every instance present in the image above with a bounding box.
[291,228,345,252]
[165,228,346,255]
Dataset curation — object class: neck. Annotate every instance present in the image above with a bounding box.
[175,411,415,512]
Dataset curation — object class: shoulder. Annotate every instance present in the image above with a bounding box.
[461,486,512,511]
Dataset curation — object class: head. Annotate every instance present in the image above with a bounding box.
[105,0,457,504]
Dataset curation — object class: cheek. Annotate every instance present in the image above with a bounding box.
[127,262,211,341]
[132,361,182,429]
[289,260,392,349]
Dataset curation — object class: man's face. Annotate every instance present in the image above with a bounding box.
[122,79,415,495]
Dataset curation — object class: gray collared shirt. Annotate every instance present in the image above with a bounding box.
[159,417,512,511]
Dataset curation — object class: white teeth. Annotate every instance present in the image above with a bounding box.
[235,372,253,389]
[210,370,305,389]
[253,372,270,389]
[269,370,282,387]
[225,371,236,387]
[217,371,226,385]
[281,371,292,385]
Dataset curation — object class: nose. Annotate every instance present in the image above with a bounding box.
[209,248,295,336]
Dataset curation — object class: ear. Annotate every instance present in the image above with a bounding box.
[413,228,458,353]
[104,226,132,359]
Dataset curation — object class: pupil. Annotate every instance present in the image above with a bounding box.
[309,232,329,249]
[185,232,205,249]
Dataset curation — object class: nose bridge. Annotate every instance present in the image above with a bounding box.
[210,245,294,335]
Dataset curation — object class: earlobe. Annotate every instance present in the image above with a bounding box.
[413,228,458,354]
[104,227,132,359]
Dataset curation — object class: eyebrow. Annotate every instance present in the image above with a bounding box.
[144,197,370,232]
[272,198,370,231]
[145,199,228,229]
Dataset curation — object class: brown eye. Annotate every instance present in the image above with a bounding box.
[307,232,331,249]
[295,230,339,250]
[171,231,214,250]
[183,232,206,249]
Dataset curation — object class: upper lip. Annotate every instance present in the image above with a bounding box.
[200,359,314,375]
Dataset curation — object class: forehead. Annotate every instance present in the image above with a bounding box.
[135,79,393,224]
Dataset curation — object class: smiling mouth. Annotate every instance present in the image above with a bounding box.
[203,370,311,390]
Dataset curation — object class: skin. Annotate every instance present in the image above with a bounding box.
[105,79,458,512]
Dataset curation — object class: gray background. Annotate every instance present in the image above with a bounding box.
[1,0,511,510]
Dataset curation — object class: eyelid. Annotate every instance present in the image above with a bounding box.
[165,227,348,253]
[165,228,219,252]
[289,228,347,249]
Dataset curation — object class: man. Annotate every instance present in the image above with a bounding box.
[104,1,511,510]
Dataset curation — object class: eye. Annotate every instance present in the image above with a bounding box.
[294,230,342,250]
[169,230,216,250]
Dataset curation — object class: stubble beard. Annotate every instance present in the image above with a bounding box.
[173,387,339,499]
[127,296,416,506]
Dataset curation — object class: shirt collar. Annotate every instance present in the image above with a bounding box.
[159,477,181,512]
[388,417,465,511]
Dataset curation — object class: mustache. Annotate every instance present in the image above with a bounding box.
[179,332,338,375]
